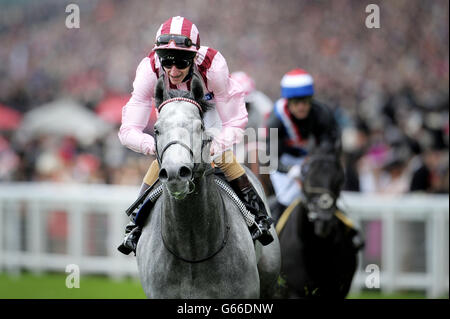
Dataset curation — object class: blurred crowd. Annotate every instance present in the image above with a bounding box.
[0,0,448,195]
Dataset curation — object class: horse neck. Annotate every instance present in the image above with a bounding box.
[161,174,226,260]
[297,203,337,244]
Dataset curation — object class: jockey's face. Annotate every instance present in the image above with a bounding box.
[164,64,191,85]
[288,97,312,120]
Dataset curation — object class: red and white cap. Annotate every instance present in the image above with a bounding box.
[230,71,256,96]
[152,16,200,53]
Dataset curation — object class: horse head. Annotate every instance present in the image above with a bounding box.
[299,152,345,238]
[153,74,213,200]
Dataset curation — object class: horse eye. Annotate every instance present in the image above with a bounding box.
[154,128,160,135]
[195,121,204,132]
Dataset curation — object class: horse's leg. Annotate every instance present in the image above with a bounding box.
[257,226,281,298]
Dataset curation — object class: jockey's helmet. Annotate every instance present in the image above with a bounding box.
[153,16,200,56]
[280,68,314,99]
[230,71,255,97]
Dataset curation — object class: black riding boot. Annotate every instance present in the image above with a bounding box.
[230,174,274,246]
[117,183,151,256]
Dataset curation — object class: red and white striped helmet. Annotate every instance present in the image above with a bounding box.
[152,16,200,53]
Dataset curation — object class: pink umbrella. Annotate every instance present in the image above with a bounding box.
[0,103,22,130]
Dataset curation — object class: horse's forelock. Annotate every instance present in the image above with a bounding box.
[304,158,344,197]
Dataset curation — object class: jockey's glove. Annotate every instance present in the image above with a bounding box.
[287,164,302,180]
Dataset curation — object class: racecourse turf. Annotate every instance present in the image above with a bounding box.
[0,272,146,299]
[0,272,441,299]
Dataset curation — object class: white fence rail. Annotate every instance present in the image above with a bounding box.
[0,183,448,297]
[339,192,449,298]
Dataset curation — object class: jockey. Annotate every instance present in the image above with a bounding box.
[118,16,274,255]
[265,68,342,215]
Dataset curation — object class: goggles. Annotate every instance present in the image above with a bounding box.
[160,56,193,69]
[156,34,196,48]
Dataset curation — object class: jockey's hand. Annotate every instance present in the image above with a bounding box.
[287,164,302,180]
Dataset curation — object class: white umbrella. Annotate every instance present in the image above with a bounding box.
[16,99,113,146]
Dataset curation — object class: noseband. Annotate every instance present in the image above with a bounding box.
[301,154,343,211]
[155,97,211,177]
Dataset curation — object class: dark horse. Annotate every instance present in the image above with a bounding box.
[276,152,364,298]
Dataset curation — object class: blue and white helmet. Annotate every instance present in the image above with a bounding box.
[280,68,314,99]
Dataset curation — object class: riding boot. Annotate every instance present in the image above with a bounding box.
[230,174,274,246]
[117,183,150,256]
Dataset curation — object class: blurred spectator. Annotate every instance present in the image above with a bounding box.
[0,0,447,194]
[410,136,449,193]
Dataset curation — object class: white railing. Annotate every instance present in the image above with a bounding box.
[0,182,448,297]
[0,182,140,279]
[338,192,449,298]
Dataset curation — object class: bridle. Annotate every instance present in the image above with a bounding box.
[155,97,212,179]
[300,154,344,215]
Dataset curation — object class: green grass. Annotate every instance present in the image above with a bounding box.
[347,290,428,299]
[0,272,146,299]
[0,272,446,299]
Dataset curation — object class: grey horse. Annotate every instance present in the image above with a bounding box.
[136,76,281,298]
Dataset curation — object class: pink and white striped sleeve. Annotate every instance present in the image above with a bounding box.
[206,52,248,155]
[118,57,157,155]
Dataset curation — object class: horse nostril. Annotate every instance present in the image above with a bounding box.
[159,168,169,181]
[178,166,192,180]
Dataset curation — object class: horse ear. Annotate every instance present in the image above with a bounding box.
[155,76,165,107]
[191,74,204,102]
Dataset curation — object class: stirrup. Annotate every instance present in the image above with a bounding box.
[117,224,141,256]
[250,218,274,246]
[117,243,134,255]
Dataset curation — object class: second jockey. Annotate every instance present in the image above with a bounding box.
[265,68,342,216]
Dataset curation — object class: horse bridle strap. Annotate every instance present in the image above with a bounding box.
[155,136,212,179]
[156,140,194,166]
[155,97,211,173]
[157,97,203,114]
